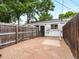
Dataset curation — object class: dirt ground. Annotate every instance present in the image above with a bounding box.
[0,37,74,59]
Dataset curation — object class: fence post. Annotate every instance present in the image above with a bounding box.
[36,28,38,37]
[31,28,33,38]
[16,25,18,43]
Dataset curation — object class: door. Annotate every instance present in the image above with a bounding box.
[40,26,45,36]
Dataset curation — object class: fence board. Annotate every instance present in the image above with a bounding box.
[63,14,79,59]
[0,24,39,48]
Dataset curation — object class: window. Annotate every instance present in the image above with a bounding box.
[51,24,58,29]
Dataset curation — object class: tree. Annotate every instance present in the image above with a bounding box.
[24,1,38,23]
[39,12,52,21]
[0,4,14,23]
[59,11,77,20]
[59,14,65,20]
[19,0,55,23]
[4,0,39,24]
[4,0,26,24]
[64,11,76,18]
[0,0,54,24]
[36,0,54,14]
[37,0,54,22]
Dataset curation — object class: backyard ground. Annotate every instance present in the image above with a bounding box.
[0,37,74,59]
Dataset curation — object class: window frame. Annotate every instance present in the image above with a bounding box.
[51,24,58,29]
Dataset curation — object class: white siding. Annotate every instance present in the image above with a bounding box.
[45,23,64,36]
[26,21,66,37]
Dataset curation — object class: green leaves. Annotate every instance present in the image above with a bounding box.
[39,12,52,21]
[0,4,8,12]
[37,0,54,13]
[59,11,77,20]
[38,0,54,22]
[64,11,76,18]
[0,3,13,23]
[59,14,65,20]
[0,0,54,23]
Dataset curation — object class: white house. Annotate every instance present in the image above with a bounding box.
[26,19,67,37]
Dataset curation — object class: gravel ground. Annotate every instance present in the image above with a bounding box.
[0,37,74,59]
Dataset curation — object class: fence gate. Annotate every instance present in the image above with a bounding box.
[63,14,79,59]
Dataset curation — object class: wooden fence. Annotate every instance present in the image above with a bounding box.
[0,24,39,48]
[63,14,79,59]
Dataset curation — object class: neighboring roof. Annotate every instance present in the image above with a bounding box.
[26,19,68,25]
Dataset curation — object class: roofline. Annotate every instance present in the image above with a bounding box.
[26,19,68,25]
[27,19,61,24]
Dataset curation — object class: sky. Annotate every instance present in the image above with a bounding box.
[20,0,79,24]
[52,0,79,18]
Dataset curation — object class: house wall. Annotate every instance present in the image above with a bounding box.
[27,22,66,37]
[45,23,64,36]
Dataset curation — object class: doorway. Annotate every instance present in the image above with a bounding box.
[40,26,45,36]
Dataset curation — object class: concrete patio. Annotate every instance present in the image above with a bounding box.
[0,37,74,59]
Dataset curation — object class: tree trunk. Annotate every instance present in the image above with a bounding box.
[17,15,20,25]
[27,13,30,23]
[27,17,30,23]
[18,19,20,25]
